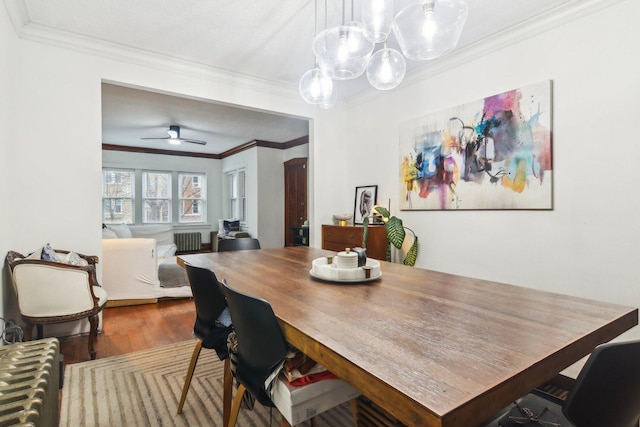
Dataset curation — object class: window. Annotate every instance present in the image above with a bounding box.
[179,173,206,223]
[102,168,134,224]
[142,171,171,223]
[226,168,246,223]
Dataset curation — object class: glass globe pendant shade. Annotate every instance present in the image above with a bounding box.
[319,82,338,109]
[361,0,394,43]
[366,46,406,90]
[299,68,334,105]
[313,24,375,80]
[392,0,468,61]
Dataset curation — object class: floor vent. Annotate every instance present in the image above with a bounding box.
[174,232,202,252]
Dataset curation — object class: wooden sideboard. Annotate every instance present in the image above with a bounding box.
[321,224,388,261]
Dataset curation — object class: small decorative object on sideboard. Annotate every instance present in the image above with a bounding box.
[332,213,353,227]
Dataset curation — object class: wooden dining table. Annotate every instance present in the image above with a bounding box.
[179,246,638,427]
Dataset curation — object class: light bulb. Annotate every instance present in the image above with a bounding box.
[313,25,374,80]
[362,0,394,43]
[366,46,406,90]
[393,0,469,61]
[337,31,350,63]
[299,68,333,105]
[422,4,438,39]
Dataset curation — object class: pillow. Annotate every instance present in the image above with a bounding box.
[62,251,84,266]
[108,223,132,238]
[224,220,241,234]
[26,248,43,260]
[41,243,60,262]
[102,228,118,239]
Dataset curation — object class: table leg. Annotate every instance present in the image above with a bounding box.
[223,357,232,427]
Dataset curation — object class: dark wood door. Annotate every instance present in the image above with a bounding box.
[284,158,307,246]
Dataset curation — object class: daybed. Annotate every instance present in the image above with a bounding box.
[102,224,192,306]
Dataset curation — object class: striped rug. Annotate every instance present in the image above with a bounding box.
[60,340,354,426]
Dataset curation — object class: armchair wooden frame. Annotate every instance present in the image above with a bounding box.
[6,250,108,360]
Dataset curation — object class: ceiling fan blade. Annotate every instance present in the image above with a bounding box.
[182,138,207,145]
[141,136,171,140]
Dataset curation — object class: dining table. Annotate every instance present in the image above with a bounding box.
[178,246,638,427]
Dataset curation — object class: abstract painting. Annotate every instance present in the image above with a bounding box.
[399,80,552,210]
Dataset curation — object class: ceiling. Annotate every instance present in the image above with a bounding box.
[6,0,584,155]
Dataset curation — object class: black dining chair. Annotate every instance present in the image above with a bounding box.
[481,339,640,427]
[219,279,359,426]
[217,238,261,252]
[177,264,233,424]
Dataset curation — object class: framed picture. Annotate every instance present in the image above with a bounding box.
[398,79,552,210]
[354,185,378,225]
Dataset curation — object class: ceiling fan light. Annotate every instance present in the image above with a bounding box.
[392,0,468,61]
[366,46,406,90]
[313,24,374,80]
[299,68,334,105]
[169,138,181,145]
[167,129,178,138]
[361,0,394,43]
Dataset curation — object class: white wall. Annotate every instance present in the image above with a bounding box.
[102,150,222,242]
[0,5,15,324]
[257,146,286,247]
[0,6,317,332]
[314,0,640,343]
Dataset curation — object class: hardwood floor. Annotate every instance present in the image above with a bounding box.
[59,298,195,365]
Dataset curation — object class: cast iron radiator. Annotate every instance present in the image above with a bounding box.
[0,338,60,427]
[174,232,202,252]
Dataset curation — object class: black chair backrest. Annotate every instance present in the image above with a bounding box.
[563,339,640,427]
[219,279,288,407]
[185,264,228,341]
[217,238,261,252]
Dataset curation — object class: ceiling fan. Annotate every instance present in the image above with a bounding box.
[141,125,207,145]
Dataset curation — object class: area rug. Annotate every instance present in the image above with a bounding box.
[60,340,354,426]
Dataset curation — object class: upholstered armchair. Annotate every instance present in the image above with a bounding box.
[6,249,108,360]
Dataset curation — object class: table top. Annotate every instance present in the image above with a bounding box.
[179,247,638,427]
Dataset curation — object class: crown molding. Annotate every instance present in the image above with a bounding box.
[3,0,299,100]
[346,0,628,107]
[6,0,626,109]
[102,135,308,159]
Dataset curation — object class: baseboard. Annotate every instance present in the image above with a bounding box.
[106,298,159,308]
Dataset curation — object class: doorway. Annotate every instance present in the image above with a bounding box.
[284,158,308,246]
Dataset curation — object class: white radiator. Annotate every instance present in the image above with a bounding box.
[174,232,202,252]
[0,338,60,427]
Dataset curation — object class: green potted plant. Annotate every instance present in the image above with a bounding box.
[362,206,418,266]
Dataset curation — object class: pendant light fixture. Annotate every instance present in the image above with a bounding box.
[366,43,406,90]
[361,0,394,43]
[313,0,374,80]
[299,0,334,105]
[299,0,469,104]
[392,0,468,61]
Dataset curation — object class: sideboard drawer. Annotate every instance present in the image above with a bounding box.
[321,225,388,261]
